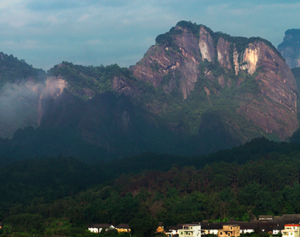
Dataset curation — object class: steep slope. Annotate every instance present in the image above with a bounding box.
[291,67,300,124]
[0,53,46,138]
[131,21,298,141]
[278,29,300,68]
[0,21,297,162]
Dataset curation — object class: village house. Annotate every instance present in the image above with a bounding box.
[156,222,165,234]
[166,224,183,237]
[116,224,131,233]
[282,224,300,237]
[201,222,221,235]
[201,218,287,236]
[178,224,201,237]
[258,215,274,222]
[87,224,115,233]
[218,225,240,237]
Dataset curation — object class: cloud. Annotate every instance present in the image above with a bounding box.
[0,0,299,70]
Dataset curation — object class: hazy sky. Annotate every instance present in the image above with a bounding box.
[1,0,299,70]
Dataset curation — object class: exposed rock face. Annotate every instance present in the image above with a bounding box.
[238,41,298,138]
[199,26,215,62]
[38,76,68,125]
[217,38,232,70]
[131,22,298,140]
[31,22,299,160]
[132,26,201,99]
[112,76,140,97]
[240,43,259,75]
[278,29,300,68]
[233,45,239,75]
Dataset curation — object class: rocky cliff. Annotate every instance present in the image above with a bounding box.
[278,29,300,68]
[131,21,298,140]
[0,53,45,138]
[0,21,298,161]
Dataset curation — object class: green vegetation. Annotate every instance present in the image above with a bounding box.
[0,52,45,88]
[1,138,300,235]
[176,20,200,37]
[47,62,137,99]
[155,27,182,46]
[278,29,300,48]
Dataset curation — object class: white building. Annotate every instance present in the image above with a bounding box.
[179,224,201,237]
[87,224,115,233]
[282,224,300,237]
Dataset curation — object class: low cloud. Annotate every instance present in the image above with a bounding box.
[0,81,42,137]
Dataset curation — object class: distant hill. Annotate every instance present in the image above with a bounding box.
[278,29,300,68]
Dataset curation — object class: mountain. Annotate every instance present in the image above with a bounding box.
[0,21,298,162]
[0,52,46,138]
[131,21,298,141]
[278,29,300,68]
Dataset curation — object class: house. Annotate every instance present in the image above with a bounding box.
[239,223,255,234]
[87,224,115,233]
[282,224,300,237]
[178,224,201,237]
[281,215,300,224]
[258,215,274,222]
[166,224,183,237]
[272,224,284,235]
[157,222,165,234]
[218,225,240,237]
[116,224,131,233]
[201,222,222,235]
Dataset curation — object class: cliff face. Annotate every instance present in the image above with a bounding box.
[278,29,300,68]
[131,21,298,140]
[13,21,299,160]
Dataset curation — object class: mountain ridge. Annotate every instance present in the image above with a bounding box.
[0,21,298,161]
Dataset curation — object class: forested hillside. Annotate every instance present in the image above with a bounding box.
[0,52,45,87]
[1,138,300,236]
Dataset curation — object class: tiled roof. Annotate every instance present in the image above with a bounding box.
[116,224,130,229]
[87,224,112,228]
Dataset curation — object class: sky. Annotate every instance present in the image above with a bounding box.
[0,0,299,71]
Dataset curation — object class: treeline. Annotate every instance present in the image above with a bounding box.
[0,52,45,87]
[2,138,300,235]
[47,62,137,98]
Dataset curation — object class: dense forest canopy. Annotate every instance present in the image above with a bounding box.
[1,137,300,236]
[0,52,45,87]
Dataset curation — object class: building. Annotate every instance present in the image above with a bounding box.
[116,224,131,233]
[258,215,274,222]
[282,224,300,237]
[218,225,240,237]
[87,224,115,233]
[157,222,165,234]
[166,224,183,237]
[201,223,222,235]
[178,224,201,237]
